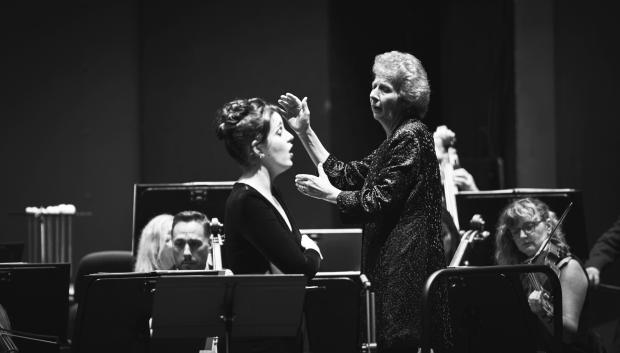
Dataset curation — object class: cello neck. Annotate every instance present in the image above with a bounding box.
[441,147,460,230]
[208,217,225,271]
[211,235,223,271]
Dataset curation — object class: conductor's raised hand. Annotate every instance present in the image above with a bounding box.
[295,163,340,204]
[278,92,310,134]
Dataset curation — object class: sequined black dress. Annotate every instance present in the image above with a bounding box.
[323,118,451,351]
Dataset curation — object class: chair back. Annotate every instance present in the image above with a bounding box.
[74,250,134,304]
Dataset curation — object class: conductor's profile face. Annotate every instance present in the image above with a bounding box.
[369,76,399,123]
[166,220,210,270]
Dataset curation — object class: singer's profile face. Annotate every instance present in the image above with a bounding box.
[509,214,550,257]
[167,220,210,270]
[259,112,294,176]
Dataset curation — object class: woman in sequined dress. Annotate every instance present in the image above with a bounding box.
[279,50,451,353]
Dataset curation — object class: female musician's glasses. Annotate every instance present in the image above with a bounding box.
[509,219,544,237]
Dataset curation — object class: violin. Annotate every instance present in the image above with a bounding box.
[522,242,564,322]
[522,203,573,325]
[434,125,461,229]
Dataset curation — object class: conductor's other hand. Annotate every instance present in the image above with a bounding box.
[295,163,340,204]
[278,92,310,134]
[586,266,600,287]
[453,168,479,191]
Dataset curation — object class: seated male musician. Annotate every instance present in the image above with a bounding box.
[152,210,223,353]
[585,214,620,286]
[159,210,212,270]
[585,214,620,353]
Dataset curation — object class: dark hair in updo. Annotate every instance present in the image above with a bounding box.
[215,97,280,167]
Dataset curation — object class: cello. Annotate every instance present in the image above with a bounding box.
[434,125,461,229]
[209,217,225,271]
[449,214,490,267]
[201,217,227,353]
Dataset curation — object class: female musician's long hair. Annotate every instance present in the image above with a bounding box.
[495,198,570,265]
[134,214,173,272]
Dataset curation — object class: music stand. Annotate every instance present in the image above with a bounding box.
[0,263,69,353]
[421,265,563,353]
[305,271,363,353]
[455,188,587,264]
[131,182,234,257]
[150,274,307,353]
[71,270,224,353]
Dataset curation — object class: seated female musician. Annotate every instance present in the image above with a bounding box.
[495,198,591,351]
[134,213,174,272]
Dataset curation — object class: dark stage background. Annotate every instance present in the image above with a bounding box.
[1,0,620,286]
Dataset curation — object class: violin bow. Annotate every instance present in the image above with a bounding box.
[526,201,574,264]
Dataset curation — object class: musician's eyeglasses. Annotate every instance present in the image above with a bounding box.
[173,238,204,251]
[509,219,544,237]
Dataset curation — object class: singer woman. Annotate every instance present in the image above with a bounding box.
[495,198,596,352]
[215,97,323,353]
[215,97,322,280]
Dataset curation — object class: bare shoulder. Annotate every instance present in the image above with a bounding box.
[560,259,588,290]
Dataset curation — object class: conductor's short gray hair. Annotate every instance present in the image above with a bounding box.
[373,51,430,119]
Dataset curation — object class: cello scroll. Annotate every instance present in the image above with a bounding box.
[448,214,490,267]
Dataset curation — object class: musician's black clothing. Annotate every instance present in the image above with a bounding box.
[585,215,620,271]
[224,182,321,278]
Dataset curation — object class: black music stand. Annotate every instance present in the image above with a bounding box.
[305,271,363,353]
[71,270,224,353]
[150,274,307,353]
[455,188,587,264]
[71,272,156,353]
[0,263,69,353]
[421,265,563,353]
[131,182,234,257]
